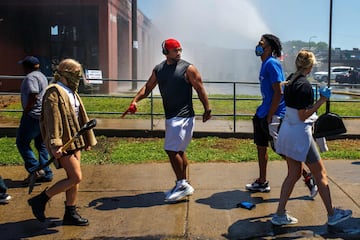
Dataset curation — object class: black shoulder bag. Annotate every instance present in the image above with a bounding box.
[313,89,346,138]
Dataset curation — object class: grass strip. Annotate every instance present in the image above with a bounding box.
[1,136,359,166]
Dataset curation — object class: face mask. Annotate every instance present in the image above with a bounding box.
[58,70,81,92]
[67,76,80,92]
[255,45,264,56]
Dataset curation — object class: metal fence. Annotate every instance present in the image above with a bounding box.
[1,76,360,133]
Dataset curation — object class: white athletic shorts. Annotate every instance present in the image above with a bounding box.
[164,116,195,152]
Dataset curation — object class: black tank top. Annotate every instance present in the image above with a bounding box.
[154,59,194,119]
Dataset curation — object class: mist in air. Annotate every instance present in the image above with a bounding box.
[152,0,269,50]
[146,0,272,93]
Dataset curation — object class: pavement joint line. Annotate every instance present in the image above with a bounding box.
[327,175,360,209]
[184,196,191,239]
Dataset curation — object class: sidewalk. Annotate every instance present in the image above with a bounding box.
[0,160,359,239]
[0,119,359,239]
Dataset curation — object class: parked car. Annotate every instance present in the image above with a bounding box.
[335,68,360,84]
[314,66,353,82]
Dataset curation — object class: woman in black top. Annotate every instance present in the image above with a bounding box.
[271,50,352,226]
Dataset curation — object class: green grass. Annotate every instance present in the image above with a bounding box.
[0,137,22,165]
[1,136,359,166]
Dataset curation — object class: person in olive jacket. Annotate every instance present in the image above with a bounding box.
[28,58,97,226]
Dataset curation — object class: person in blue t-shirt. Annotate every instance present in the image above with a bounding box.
[246,34,317,197]
[17,56,53,184]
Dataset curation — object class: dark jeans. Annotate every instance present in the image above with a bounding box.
[0,176,7,193]
[16,114,52,177]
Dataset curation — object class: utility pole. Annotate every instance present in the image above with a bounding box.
[131,0,138,90]
[326,0,333,112]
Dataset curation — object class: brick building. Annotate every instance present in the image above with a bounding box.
[0,0,161,93]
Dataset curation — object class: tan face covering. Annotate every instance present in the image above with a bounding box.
[56,70,82,92]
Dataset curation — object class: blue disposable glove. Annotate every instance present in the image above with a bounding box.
[319,86,332,99]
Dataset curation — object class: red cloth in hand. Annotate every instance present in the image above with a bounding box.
[127,103,137,114]
[122,103,137,118]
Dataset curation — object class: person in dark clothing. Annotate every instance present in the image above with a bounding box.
[17,56,53,184]
[124,38,211,203]
[0,176,11,204]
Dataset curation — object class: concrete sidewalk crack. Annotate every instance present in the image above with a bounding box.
[328,175,360,209]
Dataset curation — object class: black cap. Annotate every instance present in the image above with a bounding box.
[18,56,40,66]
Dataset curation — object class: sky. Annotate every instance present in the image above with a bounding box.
[137,0,360,51]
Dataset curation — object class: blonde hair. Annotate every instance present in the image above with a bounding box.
[286,50,317,83]
[295,50,316,71]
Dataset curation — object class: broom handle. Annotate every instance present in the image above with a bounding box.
[61,134,78,152]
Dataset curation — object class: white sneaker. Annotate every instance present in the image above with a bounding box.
[310,184,318,199]
[0,193,11,204]
[304,174,318,199]
[328,208,352,226]
[245,179,271,192]
[271,212,298,226]
[165,181,194,202]
[164,180,183,198]
[164,183,176,199]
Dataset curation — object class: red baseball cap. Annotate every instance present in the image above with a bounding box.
[164,38,181,51]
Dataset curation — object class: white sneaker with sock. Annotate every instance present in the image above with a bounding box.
[164,180,194,202]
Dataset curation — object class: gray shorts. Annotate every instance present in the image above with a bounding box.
[305,139,321,164]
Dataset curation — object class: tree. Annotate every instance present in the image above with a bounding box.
[282,40,328,53]
[315,41,328,52]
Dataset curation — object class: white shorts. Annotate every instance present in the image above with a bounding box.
[164,117,195,152]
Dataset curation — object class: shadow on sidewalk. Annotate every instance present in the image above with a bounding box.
[0,218,60,239]
[225,214,360,239]
[195,190,314,210]
[3,178,29,189]
[88,191,167,210]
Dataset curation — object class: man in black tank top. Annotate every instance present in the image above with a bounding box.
[125,38,211,203]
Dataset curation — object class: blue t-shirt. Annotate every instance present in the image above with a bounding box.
[20,70,48,119]
[255,56,286,118]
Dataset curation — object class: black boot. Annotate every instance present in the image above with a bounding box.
[63,205,89,226]
[28,189,49,222]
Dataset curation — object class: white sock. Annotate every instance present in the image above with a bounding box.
[177,179,187,186]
